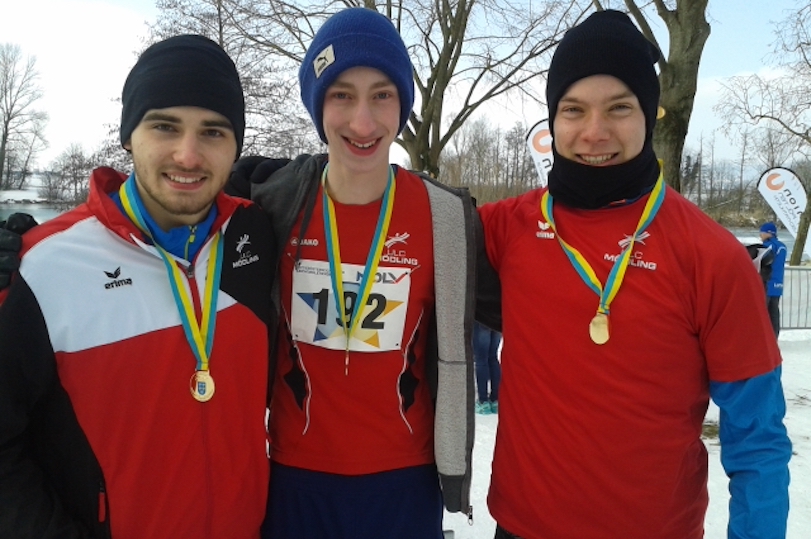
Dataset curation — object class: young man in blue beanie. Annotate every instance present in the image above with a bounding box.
[0,9,482,537]
[0,35,275,538]
[242,7,476,539]
[760,221,787,336]
[477,10,791,539]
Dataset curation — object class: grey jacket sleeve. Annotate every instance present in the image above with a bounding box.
[422,178,475,514]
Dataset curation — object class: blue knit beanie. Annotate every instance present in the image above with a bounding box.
[299,8,415,143]
[760,222,778,236]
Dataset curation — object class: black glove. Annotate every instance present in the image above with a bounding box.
[0,212,38,290]
[226,156,292,199]
[227,156,269,199]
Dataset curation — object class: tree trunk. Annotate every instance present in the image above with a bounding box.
[790,203,811,266]
[0,125,9,189]
[639,0,710,192]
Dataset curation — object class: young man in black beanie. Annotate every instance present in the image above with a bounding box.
[477,9,791,539]
[0,35,275,538]
[242,7,477,539]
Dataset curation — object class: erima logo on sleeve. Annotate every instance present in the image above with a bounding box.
[104,267,133,289]
[536,220,554,239]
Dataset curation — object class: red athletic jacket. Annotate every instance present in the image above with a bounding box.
[0,168,275,539]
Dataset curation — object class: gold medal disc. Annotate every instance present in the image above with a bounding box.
[589,313,610,345]
[190,370,215,402]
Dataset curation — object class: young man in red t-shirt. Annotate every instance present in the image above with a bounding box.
[478,10,791,539]
[248,8,477,539]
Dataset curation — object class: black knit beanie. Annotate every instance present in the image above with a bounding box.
[120,35,245,158]
[544,10,662,210]
[546,10,660,141]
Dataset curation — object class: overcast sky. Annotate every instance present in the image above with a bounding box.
[0,0,803,167]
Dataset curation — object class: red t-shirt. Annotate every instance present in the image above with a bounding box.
[479,186,781,539]
[270,168,437,474]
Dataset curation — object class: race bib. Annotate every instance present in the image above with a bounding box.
[290,259,411,352]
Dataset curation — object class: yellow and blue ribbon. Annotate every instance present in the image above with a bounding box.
[119,179,223,373]
[540,172,665,319]
[321,164,395,372]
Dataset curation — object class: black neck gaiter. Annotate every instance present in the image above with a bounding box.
[546,143,660,210]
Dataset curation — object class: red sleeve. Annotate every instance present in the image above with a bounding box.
[695,227,782,382]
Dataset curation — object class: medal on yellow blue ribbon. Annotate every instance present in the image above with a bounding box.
[540,170,665,345]
[120,177,223,400]
[190,370,216,402]
[322,164,395,374]
[589,312,610,345]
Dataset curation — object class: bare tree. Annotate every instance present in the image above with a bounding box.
[0,43,47,187]
[38,170,70,205]
[721,126,801,215]
[44,144,94,208]
[395,0,582,178]
[752,128,804,172]
[503,122,536,193]
[4,110,47,189]
[90,123,133,174]
[680,150,701,198]
[687,135,745,225]
[151,0,322,158]
[735,129,750,215]
[715,75,811,154]
[715,3,811,264]
[439,116,537,202]
[788,159,811,265]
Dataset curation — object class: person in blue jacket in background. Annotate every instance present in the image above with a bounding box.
[760,221,787,337]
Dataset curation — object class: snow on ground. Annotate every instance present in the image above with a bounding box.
[0,188,43,203]
[443,330,811,538]
[0,187,60,223]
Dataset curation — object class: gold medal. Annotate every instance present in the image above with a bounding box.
[589,313,610,345]
[190,370,215,402]
[541,177,666,350]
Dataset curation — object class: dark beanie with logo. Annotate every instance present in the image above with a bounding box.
[545,10,663,210]
[299,7,415,143]
[120,35,245,158]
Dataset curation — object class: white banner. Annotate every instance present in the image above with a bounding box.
[526,119,553,187]
[757,167,810,256]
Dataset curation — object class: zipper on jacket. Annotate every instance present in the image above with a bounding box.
[98,482,107,522]
[184,225,197,261]
[466,505,474,525]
